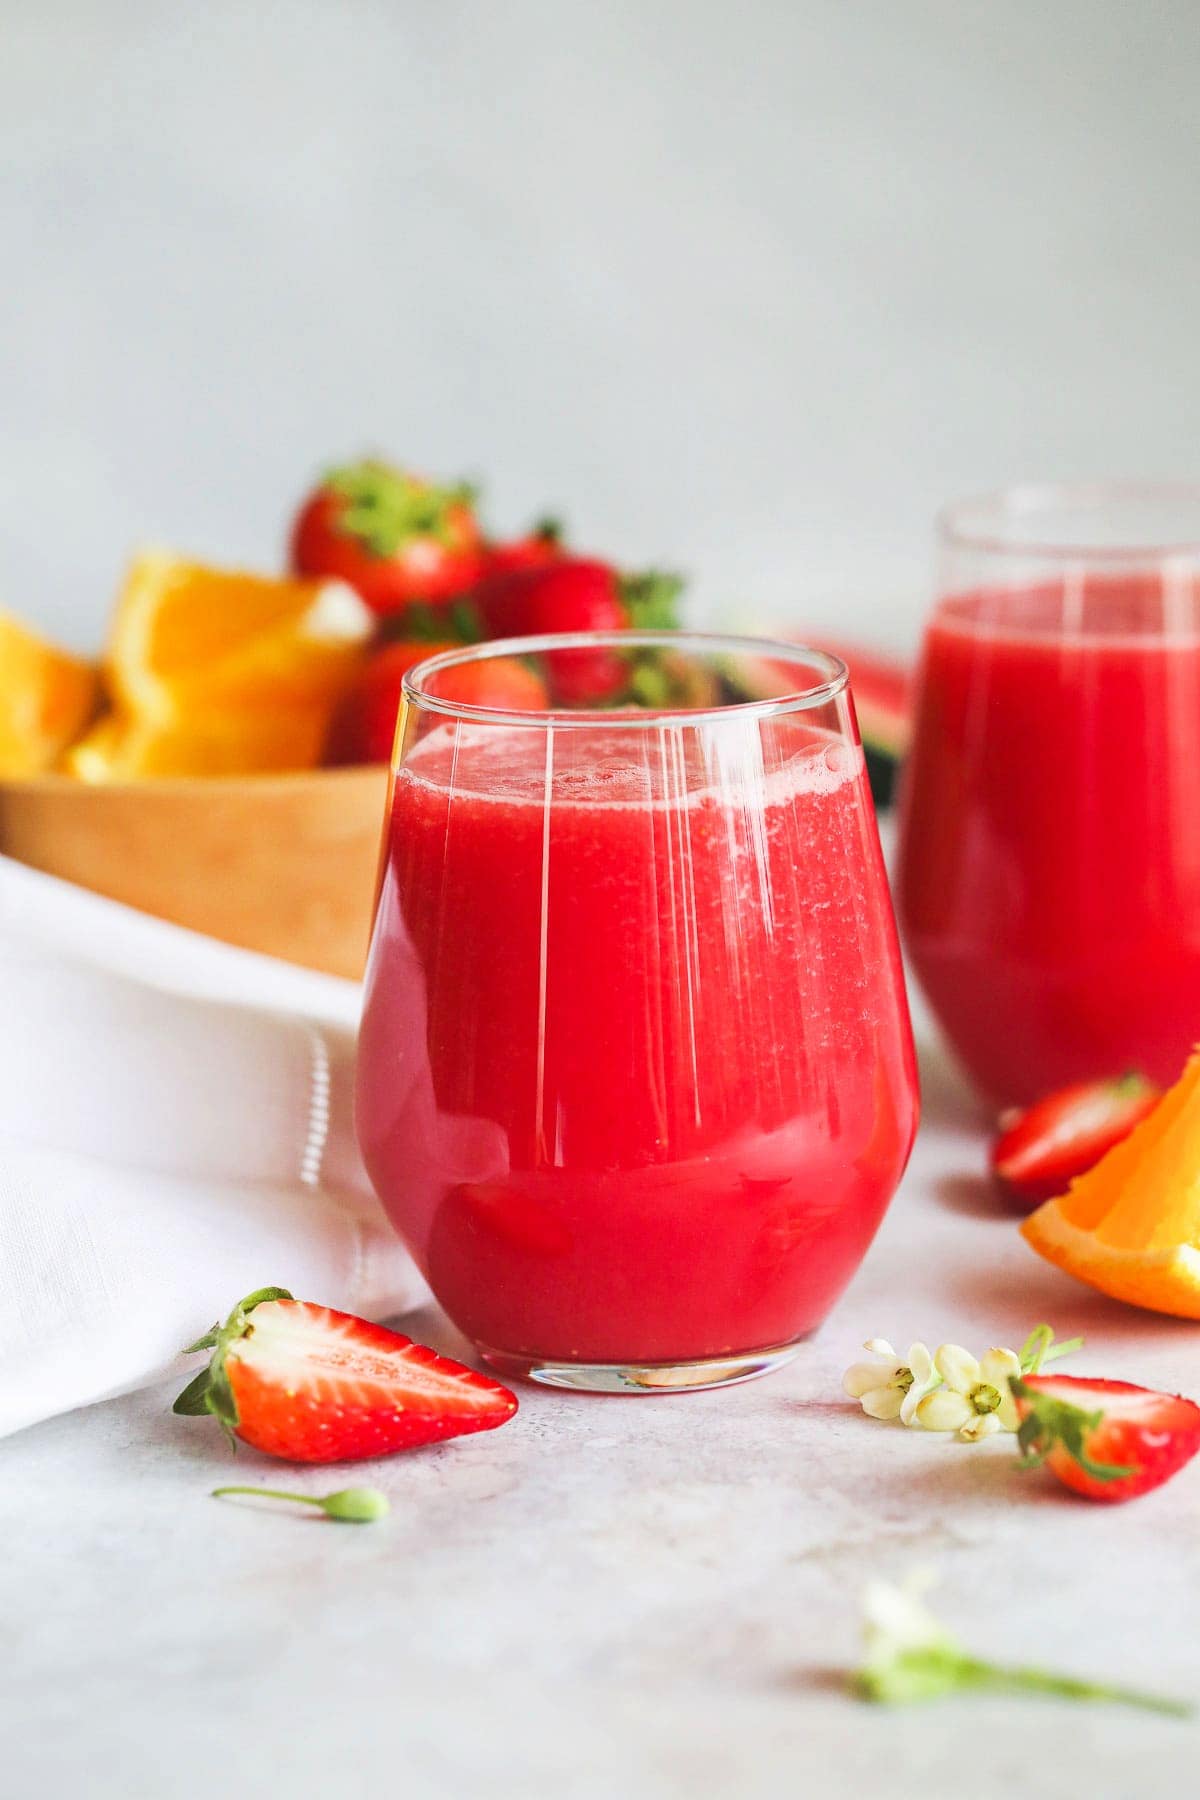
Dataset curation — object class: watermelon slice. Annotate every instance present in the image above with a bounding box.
[810,639,912,807]
[718,637,913,808]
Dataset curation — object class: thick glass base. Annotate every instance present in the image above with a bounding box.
[477,1337,806,1394]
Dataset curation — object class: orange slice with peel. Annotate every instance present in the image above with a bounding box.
[65,553,372,781]
[0,611,99,777]
[1021,1048,1200,1317]
[105,552,371,718]
[63,707,340,781]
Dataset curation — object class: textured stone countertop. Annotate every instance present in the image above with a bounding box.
[5,1021,1199,1798]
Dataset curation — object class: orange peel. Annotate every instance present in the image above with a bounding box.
[0,611,99,777]
[1021,1049,1200,1317]
[65,553,372,781]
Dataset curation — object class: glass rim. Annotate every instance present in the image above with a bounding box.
[400,630,849,730]
[938,481,1200,562]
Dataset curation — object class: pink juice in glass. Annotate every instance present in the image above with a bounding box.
[357,637,917,1387]
[899,573,1200,1103]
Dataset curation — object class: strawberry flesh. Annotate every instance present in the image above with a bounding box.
[1012,1374,1200,1503]
[990,1073,1161,1209]
[175,1290,516,1464]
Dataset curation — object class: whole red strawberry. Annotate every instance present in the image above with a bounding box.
[1011,1373,1200,1502]
[325,641,549,764]
[481,518,565,578]
[325,640,456,765]
[174,1286,517,1463]
[291,460,485,617]
[472,558,682,703]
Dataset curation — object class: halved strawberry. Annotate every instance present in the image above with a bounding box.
[990,1073,1161,1209]
[1011,1374,1200,1502]
[173,1286,517,1463]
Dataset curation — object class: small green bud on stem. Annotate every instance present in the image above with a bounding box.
[211,1484,389,1523]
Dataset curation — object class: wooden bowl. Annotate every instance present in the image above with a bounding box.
[0,766,390,979]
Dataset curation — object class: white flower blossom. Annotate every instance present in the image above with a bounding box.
[843,1339,936,1426]
[845,1325,1083,1446]
[861,1572,955,1671]
[915,1345,1022,1439]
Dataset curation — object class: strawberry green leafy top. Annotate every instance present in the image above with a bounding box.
[326,460,476,559]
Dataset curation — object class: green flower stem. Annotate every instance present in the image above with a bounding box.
[213,1485,327,1509]
[913,1326,1083,1410]
[211,1485,389,1523]
[968,1656,1191,1717]
[860,1648,1190,1716]
[1019,1324,1084,1374]
[1035,1339,1084,1367]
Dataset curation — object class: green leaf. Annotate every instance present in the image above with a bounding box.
[323,460,477,558]
[398,603,446,644]
[629,659,671,708]
[172,1369,212,1416]
[448,599,484,644]
[204,1359,239,1441]
[619,569,685,631]
[181,1324,220,1355]
[1009,1377,1135,1481]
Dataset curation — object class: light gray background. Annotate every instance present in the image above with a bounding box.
[4,0,1199,652]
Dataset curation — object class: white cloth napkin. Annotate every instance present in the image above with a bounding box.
[0,854,427,1440]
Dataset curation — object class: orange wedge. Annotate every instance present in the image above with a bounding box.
[64,553,373,782]
[0,611,99,777]
[105,552,372,718]
[1021,1048,1200,1317]
[63,708,340,781]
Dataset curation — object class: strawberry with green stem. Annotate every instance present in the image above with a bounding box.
[291,459,485,616]
[469,558,685,703]
[1010,1373,1200,1502]
[481,518,565,578]
[174,1286,517,1464]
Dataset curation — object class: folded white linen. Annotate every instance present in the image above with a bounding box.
[0,854,427,1439]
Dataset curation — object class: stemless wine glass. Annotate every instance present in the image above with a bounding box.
[357,631,918,1393]
[898,483,1200,1106]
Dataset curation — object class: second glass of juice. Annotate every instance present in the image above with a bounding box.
[898,484,1200,1105]
[358,632,918,1392]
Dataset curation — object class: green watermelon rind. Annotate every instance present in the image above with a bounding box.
[715,641,913,808]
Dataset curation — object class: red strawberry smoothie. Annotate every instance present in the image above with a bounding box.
[899,575,1200,1102]
[357,717,917,1370]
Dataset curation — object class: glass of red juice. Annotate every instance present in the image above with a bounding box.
[898,484,1200,1106]
[357,631,918,1393]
